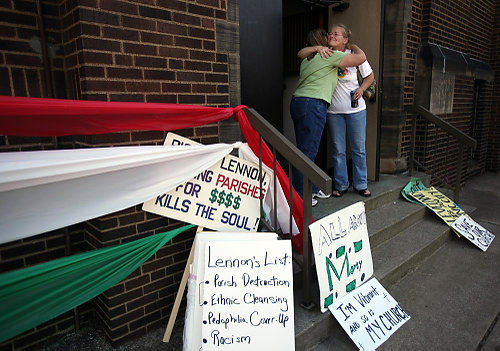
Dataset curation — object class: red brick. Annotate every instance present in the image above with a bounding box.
[122,16,156,31]
[134,56,167,68]
[188,3,214,17]
[207,95,228,104]
[158,46,188,59]
[172,12,201,26]
[205,73,227,83]
[103,27,139,41]
[162,82,190,92]
[212,63,227,72]
[184,60,211,71]
[143,69,175,80]
[140,31,173,45]
[168,59,183,69]
[100,0,138,15]
[146,94,177,103]
[82,80,126,92]
[174,36,202,49]
[110,94,145,102]
[178,94,205,104]
[131,130,165,142]
[192,83,216,93]
[190,49,215,61]
[126,81,161,92]
[203,40,216,50]
[157,0,186,11]
[5,53,42,66]
[124,42,157,55]
[115,55,133,66]
[177,71,204,82]
[107,67,142,79]
[156,22,187,36]
[78,37,121,52]
[188,27,214,39]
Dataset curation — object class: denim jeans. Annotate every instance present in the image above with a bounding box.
[326,110,367,191]
[290,96,327,197]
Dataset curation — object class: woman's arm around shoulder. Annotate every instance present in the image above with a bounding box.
[338,44,366,69]
[297,46,334,60]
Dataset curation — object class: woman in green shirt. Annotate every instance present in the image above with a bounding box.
[291,29,366,204]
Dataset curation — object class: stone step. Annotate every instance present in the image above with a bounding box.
[367,199,427,249]
[294,204,476,350]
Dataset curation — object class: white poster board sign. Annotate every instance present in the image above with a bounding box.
[309,202,373,312]
[329,278,411,351]
[143,133,270,232]
[200,240,295,350]
[184,232,279,351]
[451,215,495,251]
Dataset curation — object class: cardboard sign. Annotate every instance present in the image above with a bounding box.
[143,133,270,232]
[409,187,465,226]
[329,278,411,351]
[451,215,495,251]
[185,232,279,351]
[200,240,295,350]
[401,178,427,204]
[309,202,374,312]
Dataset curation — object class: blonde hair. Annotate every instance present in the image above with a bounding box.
[331,23,351,48]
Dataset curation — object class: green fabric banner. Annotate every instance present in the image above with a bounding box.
[0,224,195,343]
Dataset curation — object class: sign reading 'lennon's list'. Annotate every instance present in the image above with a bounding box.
[200,241,295,350]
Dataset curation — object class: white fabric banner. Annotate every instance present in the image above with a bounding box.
[0,144,236,244]
[238,144,299,235]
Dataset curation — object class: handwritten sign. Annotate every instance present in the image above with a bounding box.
[329,278,410,351]
[401,178,427,204]
[199,240,295,350]
[143,133,270,232]
[409,187,465,226]
[185,232,278,351]
[451,215,495,251]
[309,202,373,312]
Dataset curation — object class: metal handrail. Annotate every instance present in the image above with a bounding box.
[406,104,477,202]
[243,108,332,309]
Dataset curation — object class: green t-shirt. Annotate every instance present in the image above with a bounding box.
[293,50,347,104]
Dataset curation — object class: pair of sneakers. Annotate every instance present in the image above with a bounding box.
[311,190,331,207]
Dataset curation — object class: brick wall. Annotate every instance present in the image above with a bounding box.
[0,0,240,348]
[382,0,498,181]
[489,0,500,171]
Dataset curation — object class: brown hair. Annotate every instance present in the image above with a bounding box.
[305,29,329,60]
[307,28,329,47]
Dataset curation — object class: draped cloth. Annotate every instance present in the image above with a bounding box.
[0,95,305,251]
[0,224,195,343]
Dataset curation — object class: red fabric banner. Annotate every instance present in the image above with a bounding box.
[0,96,234,136]
[234,106,305,253]
[0,96,305,252]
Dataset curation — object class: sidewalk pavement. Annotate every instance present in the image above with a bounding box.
[314,171,500,351]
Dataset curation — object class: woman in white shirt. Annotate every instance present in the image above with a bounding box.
[298,24,374,197]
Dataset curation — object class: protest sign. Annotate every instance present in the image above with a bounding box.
[184,232,278,351]
[409,187,465,226]
[309,202,373,312]
[451,215,495,251]
[143,133,270,232]
[329,278,410,351]
[200,240,295,350]
[401,178,427,204]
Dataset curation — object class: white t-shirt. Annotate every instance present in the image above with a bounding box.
[327,49,373,114]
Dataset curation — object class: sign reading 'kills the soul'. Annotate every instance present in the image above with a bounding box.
[143,133,270,232]
[309,202,374,313]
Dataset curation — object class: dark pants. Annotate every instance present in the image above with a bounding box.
[290,96,327,197]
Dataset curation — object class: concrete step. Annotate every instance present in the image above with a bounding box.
[294,204,476,350]
[367,199,427,249]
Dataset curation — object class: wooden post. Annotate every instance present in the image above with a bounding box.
[163,226,203,343]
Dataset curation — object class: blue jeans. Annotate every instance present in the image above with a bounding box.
[327,110,367,191]
[290,96,327,197]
